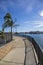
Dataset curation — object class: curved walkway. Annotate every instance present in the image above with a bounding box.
[23,38,38,65]
[0,36,37,65]
[0,36,25,65]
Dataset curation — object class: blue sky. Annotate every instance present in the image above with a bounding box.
[0,0,43,32]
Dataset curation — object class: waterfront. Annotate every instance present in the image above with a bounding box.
[26,34,43,52]
[15,33,43,52]
[15,33,43,64]
[0,36,37,65]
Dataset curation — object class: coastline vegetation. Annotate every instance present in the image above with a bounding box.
[2,13,15,40]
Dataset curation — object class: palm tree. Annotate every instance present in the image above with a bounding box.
[14,24,19,32]
[2,13,14,40]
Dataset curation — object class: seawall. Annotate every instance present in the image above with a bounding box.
[21,35,43,65]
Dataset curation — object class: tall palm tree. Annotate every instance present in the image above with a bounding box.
[3,13,14,40]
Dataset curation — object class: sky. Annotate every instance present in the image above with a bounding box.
[0,0,43,32]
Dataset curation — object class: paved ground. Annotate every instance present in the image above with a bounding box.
[0,36,38,65]
[0,36,25,65]
[23,38,38,65]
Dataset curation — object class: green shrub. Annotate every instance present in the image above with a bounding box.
[1,31,5,39]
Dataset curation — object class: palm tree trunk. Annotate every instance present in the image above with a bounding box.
[2,28,4,32]
[11,26,12,40]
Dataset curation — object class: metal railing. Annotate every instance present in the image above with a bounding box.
[0,33,12,44]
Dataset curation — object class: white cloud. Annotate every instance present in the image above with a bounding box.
[14,0,34,13]
[24,21,43,28]
[0,0,15,12]
[9,1,14,6]
[26,5,33,13]
[35,21,43,28]
[24,21,30,24]
[35,24,43,28]
[39,10,43,17]
[0,1,8,12]
[0,0,43,15]
[0,0,37,13]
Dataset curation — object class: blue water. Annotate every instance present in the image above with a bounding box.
[25,34,43,51]
[14,33,43,51]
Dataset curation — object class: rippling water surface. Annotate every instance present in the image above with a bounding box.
[26,34,43,51]
[14,33,43,51]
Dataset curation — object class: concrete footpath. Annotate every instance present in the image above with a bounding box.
[23,38,37,65]
[0,36,25,65]
[0,36,37,65]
